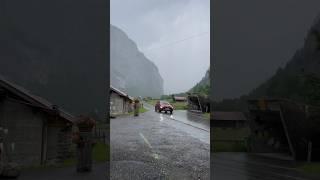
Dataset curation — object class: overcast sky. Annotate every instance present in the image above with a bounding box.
[213,0,320,100]
[111,0,210,94]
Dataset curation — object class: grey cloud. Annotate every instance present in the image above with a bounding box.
[111,0,210,94]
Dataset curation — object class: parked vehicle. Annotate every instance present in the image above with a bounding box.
[155,100,173,114]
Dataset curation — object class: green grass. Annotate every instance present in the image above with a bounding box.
[203,113,210,120]
[93,142,109,162]
[298,163,320,175]
[128,106,148,115]
[212,127,250,152]
[212,127,250,140]
[62,141,109,167]
[63,157,76,167]
[139,107,148,113]
[146,99,188,110]
[170,101,188,110]
[22,141,109,170]
[145,99,158,106]
[213,141,247,152]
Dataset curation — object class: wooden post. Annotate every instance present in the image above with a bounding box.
[279,107,296,160]
[40,119,48,165]
[307,141,312,162]
[74,116,95,172]
[196,95,203,112]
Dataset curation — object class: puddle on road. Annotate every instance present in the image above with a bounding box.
[161,118,210,144]
[151,153,160,159]
[154,111,210,144]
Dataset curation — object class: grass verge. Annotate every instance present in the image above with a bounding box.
[63,141,109,167]
[212,127,250,152]
[170,101,188,110]
[298,163,320,175]
[146,99,188,110]
[203,113,210,120]
[213,141,247,152]
[128,106,148,115]
[93,142,109,162]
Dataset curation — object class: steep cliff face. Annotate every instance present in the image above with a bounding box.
[189,68,210,96]
[0,0,107,120]
[110,25,164,98]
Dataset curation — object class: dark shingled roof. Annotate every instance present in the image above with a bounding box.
[0,75,74,123]
[173,96,187,101]
[110,85,133,101]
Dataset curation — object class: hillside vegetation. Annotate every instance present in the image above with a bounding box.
[214,17,320,110]
[189,68,210,96]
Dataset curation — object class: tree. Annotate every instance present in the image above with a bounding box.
[300,73,320,106]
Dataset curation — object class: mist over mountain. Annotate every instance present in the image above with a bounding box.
[213,1,320,100]
[110,25,164,98]
[214,17,320,111]
[248,18,320,102]
[0,0,107,120]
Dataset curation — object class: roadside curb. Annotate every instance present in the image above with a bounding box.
[161,114,209,132]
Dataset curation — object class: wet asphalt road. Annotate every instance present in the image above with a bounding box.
[212,153,319,180]
[110,104,210,179]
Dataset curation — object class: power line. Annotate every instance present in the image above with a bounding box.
[110,31,209,61]
[142,31,209,53]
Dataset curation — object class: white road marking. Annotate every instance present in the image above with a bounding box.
[139,132,161,160]
[160,114,163,121]
[160,114,209,132]
[139,132,152,149]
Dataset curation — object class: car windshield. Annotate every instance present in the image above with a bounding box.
[160,101,170,105]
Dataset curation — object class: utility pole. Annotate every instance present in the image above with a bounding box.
[196,95,203,112]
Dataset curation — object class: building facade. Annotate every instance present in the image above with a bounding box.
[0,75,74,167]
[110,86,133,117]
[212,111,247,128]
[187,94,210,113]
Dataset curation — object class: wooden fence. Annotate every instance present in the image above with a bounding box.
[93,127,106,143]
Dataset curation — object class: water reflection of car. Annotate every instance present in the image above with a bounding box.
[155,100,173,114]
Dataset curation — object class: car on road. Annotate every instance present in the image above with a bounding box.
[155,100,173,114]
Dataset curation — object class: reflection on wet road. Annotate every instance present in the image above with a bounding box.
[212,153,318,180]
[111,105,210,179]
[159,110,210,144]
